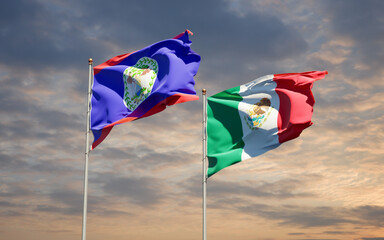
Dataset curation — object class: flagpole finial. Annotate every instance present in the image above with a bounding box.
[202,89,206,95]
[88,58,93,64]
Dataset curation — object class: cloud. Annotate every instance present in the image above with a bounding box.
[35,205,80,216]
[102,176,166,206]
[237,204,356,228]
[317,0,384,80]
[323,231,355,235]
[209,178,314,199]
[97,145,199,173]
[352,205,384,227]
[0,210,25,217]
[0,0,108,69]
[0,183,35,198]
[0,152,27,170]
[180,175,317,202]
[233,203,384,229]
[0,201,27,217]
[35,188,107,216]
[0,0,308,86]
[0,1,383,239]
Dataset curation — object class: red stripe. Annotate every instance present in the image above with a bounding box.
[141,93,198,118]
[173,29,193,39]
[91,93,198,150]
[91,126,113,150]
[93,52,136,75]
[93,30,193,75]
[274,71,328,143]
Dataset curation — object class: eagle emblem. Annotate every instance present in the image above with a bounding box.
[244,98,272,130]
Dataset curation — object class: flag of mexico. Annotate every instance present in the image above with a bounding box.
[207,71,328,177]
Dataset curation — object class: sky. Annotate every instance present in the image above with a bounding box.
[1,0,384,240]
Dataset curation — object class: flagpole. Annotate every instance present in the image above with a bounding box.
[202,89,207,240]
[82,58,93,240]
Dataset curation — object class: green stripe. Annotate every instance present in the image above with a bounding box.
[207,86,244,177]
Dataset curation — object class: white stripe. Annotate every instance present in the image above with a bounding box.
[238,75,280,161]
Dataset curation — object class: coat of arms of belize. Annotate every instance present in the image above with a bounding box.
[244,98,273,130]
[123,57,159,111]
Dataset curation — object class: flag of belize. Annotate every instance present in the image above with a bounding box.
[90,30,201,150]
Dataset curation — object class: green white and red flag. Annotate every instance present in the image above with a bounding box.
[207,71,328,177]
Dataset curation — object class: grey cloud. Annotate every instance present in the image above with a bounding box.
[0,83,84,155]
[320,0,384,45]
[0,184,34,198]
[98,147,136,160]
[103,176,165,206]
[55,189,110,210]
[318,0,384,77]
[291,239,338,240]
[35,189,103,216]
[180,176,316,201]
[235,203,384,229]
[94,208,133,217]
[290,239,338,240]
[0,85,33,115]
[98,146,199,170]
[0,200,28,217]
[35,202,131,217]
[0,85,82,130]
[103,0,307,59]
[209,178,314,199]
[288,232,306,236]
[33,188,134,217]
[0,0,107,69]
[352,205,384,227]
[323,231,355,235]
[0,149,79,175]
[0,201,19,207]
[0,0,308,77]
[30,160,78,174]
[35,205,80,216]
[237,204,356,228]
[0,152,28,170]
[170,181,384,229]
[136,149,199,169]
[50,190,85,209]
[0,210,25,217]
[0,119,39,141]
[35,108,82,130]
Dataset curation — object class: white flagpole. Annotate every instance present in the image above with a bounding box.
[202,89,207,240]
[82,58,93,240]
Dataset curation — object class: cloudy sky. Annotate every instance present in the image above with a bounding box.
[1,0,384,240]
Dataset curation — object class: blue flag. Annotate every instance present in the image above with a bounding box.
[91,30,201,149]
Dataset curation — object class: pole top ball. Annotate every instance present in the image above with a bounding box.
[88,58,93,64]
[202,89,207,94]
